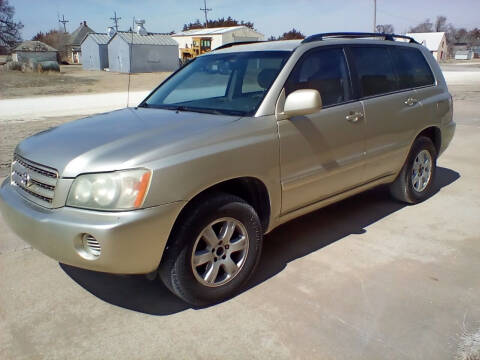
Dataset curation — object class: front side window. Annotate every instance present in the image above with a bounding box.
[143,51,290,116]
[391,47,435,89]
[285,48,351,107]
[350,46,397,97]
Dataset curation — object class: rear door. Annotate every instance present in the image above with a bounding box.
[347,45,430,180]
[278,46,366,213]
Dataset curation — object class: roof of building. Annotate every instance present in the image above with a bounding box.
[111,32,178,46]
[405,32,445,51]
[82,33,110,45]
[173,26,260,37]
[70,21,95,46]
[13,40,57,52]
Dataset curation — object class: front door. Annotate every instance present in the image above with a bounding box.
[278,47,366,214]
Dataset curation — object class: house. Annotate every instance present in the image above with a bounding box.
[67,21,95,64]
[12,41,58,63]
[172,26,264,61]
[80,33,110,70]
[405,32,448,61]
[107,30,179,73]
[455,50,474,60]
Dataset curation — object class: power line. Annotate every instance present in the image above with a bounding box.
[110,11,122,32]
[200,0,212,28]
[59,14,69,33]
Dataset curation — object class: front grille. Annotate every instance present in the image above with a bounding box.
[10,155,59,207]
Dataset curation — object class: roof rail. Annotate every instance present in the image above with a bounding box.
[302,32,418,44]
[214,40,264,51]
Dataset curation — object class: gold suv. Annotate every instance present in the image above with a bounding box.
[0,33,455,305]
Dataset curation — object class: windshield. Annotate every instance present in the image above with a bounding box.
[142,51,291,116]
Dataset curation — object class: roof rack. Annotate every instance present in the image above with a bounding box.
[214,40,264,51]
[302,32,418,44]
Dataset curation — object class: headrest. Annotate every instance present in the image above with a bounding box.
[257,68,278,89]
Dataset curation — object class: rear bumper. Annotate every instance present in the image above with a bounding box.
[0,178,185,274]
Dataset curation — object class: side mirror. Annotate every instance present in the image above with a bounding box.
[283,89,322,117]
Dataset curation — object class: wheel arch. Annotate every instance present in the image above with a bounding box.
[416,126,441,155]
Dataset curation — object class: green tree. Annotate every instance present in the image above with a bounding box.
[277,28,305,40]
[183,17,255,31]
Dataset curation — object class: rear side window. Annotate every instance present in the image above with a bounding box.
[391,47,435,89]
[350,47,397,97]
[286,48,351,107]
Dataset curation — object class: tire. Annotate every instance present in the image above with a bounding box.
[158,193,263,306]
[390,136,437,204]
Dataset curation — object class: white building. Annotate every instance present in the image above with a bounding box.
[455,50,474,60]
[172,26,264,58]
[406,32,448,61]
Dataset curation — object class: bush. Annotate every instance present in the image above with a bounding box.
[37,61,60,72]
[5,61,21,71]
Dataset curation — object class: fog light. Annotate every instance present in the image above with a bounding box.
[81,233,101,258]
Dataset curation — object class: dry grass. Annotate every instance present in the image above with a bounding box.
[0,65,171,99]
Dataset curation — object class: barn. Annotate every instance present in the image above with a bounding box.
[405,32,448,61]
[172,26,264,61]
[67,21,95,64]
[12,41,58,63]
[80,33,110,70]
[107,31,179,73]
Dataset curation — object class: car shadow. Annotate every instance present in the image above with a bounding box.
[60,167,459,315]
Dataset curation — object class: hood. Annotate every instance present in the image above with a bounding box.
[16,108,240,177]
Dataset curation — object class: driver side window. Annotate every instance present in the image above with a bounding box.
[286,48,351,107]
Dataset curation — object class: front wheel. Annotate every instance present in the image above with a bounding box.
[390,136,437,204]
[158,193,263,306]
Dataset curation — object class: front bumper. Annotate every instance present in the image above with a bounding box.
[0,178,185,274]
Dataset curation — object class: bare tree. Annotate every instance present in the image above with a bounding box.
[0,0,23,53]
[376,24,395,34]
[409,19,433,33]
[435,16,448,32]
[32,29,69,62]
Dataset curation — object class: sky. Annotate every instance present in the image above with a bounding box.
[11,0,480,40]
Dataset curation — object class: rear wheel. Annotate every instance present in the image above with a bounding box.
[159,193,263,306]
[390,136,437,204]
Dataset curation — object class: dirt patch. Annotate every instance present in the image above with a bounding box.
[0,65,171,99]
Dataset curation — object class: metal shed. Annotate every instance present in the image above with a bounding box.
[107,32,179,73]
[80,33,110,70]
[455,50,474,60]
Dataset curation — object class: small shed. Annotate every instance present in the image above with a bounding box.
[455,50,474,60]
[107,31,179,73]
[406,32,448,61]
[12,41,58,63]
[80,33,110,70]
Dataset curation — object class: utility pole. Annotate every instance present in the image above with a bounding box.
[200,0,212,28]
[59,14,69,33]
[110,11,122,32]
[373,0,377,32]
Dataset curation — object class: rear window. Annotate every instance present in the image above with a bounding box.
[391,47,435,89]
[350,47,397,97]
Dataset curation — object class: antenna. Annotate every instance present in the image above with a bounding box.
[110,11,121,32]
[373,0,377,32]
[127,17,134,107]
[59,14,69,33]
[200,0,212,28]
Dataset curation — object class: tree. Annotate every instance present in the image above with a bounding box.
[32,29,69,62]
[183,17,254,31]
[435,16,448,32]
[409,19,433,33]
[277,28,305,40]
[0,0,23,53]
[376,24,395,34]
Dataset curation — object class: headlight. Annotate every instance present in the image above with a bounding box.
[66,169,151,210]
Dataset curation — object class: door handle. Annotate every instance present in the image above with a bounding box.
[404,97,418,106]
[346,112,364,123]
